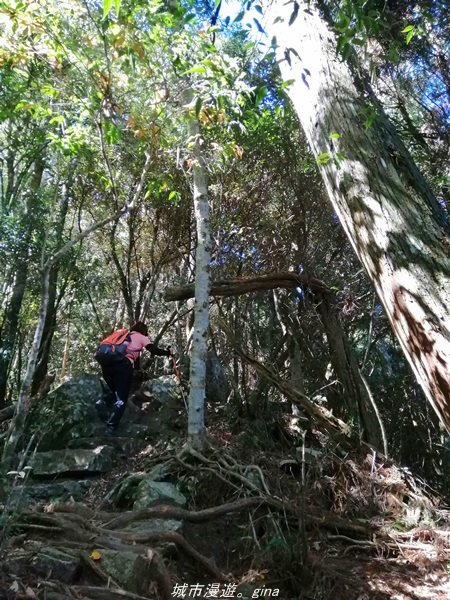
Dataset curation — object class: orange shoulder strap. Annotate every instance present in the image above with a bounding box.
[100,329,129,345]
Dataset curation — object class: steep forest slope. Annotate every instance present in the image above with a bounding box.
[1,0,450,597]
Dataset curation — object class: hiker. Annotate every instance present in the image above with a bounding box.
[96,321,172,434]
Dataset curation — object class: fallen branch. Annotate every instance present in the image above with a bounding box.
[164,272,330,302]
[217,317,354,445]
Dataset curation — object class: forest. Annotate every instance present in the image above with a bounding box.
[1,0,450,598]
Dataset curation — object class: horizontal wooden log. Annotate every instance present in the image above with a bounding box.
[164,272,331,302]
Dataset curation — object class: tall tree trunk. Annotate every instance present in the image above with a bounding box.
[0,157,44,407]
[2,267,51,469]
[0,261,29,406]
[30,179,71,395]
[187,116,211,449]
[29,266,59,396]
[267,1,450,432]
[109,223,134,325]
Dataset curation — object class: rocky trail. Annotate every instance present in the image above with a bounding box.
[1,375,450,599]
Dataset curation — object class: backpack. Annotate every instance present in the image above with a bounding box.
[95,329,131,366]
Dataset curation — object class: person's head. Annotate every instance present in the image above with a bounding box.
[130,321,148,336]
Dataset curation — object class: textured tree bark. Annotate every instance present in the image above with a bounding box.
[187,117,211,449]
[267,1,450,432]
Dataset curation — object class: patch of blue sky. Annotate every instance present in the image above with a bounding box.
[210,238,263,268]
[220,0,269,44]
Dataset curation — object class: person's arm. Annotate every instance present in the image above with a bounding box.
[145,343,171,357]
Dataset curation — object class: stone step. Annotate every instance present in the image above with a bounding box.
[67,436,142,457]
[28,446,115,478]
[12,479,93,503]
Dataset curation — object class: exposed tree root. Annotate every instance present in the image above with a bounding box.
[53,494,372,538]
[15,505,231,592]
[180,446,272,494]
[71,586,151,600]
[102,496,271,529]
[97,527,230,581]
[7,490,376,600]
[147,549,174,600]
[12,445,437,599]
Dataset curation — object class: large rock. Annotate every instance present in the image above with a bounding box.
[27,375,105,450]
[141,375,180,404]
[105,461,186,510]
[26,375,143,451]
[123,519,183,556]
[119,423,151,439]
[98,550,151,594]
[29,446,114,477]
[133,478,187,509]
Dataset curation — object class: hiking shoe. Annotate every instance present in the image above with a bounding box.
[105,425,118,437]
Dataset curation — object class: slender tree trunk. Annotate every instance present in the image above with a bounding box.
[2,267,51,468]
[187,117,211,449]
[109,224,134,324]
[30,266,58,396]
[267,1,450,432]
[30,180,71,395]
[0,157,44,406]
[60,317,71,380]
[315,292,386,452]
[0,262,29,406]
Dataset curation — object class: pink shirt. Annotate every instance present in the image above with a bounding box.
[125,331,151,365]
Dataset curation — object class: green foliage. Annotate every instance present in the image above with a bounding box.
[316,151,331,165]
[401,24,417,45]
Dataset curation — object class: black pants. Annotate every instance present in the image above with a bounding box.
[101,359,133,430]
